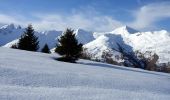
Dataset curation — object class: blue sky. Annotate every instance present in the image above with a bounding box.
[0,0,170,31]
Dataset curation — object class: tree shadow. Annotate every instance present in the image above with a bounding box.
[78,61,170,77]
[51,57,76,63]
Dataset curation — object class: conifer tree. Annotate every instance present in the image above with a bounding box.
[41,44,50,53]
[55,28,83,62]
[18,25,39,51]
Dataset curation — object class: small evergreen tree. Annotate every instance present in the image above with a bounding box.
[55,28,83,62]
[17,25,39,51]
[41,44,50,53]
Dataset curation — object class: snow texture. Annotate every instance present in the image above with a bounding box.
[0,47,169,100]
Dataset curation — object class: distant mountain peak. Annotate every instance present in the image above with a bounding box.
[1,24,14,29]
[74,28,94,44]
[75,28,89,34]
[112,25,139,34]
[0,23,20,30]
[17,25,22,29]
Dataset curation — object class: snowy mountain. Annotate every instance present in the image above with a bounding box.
[1,24,170,64]
[84,26,170,64]
[92,26,138,39]
[0,47,169,100]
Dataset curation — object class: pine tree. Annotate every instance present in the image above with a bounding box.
[55,28,83,62]
[41,44,50,53]
[17,25,39,51]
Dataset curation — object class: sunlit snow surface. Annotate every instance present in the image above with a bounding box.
[0,47,169,100]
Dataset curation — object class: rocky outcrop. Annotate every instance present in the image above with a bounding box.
[146,54,159,71]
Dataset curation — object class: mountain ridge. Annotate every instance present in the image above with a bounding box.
[1,24,170,64]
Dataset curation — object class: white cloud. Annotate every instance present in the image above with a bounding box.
[0,14,20,24]
[32,13,123,32]
[0,14,32,27]
[0,11,122,32]
[129,2,170,30]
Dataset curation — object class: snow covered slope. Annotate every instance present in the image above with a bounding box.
[127,30,170,63]
[0,47,169,100]
[84,34,126,61]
